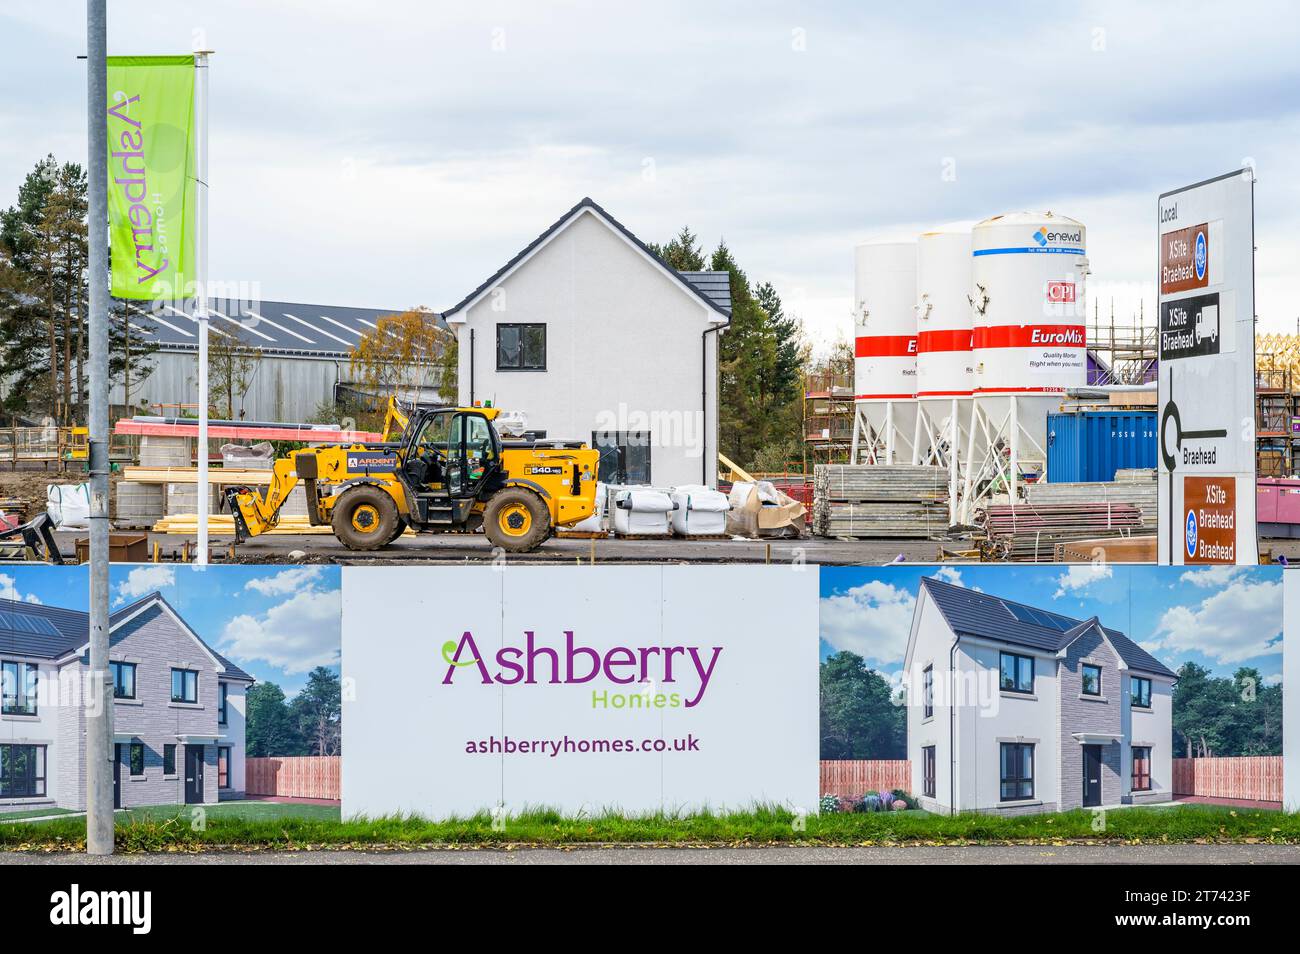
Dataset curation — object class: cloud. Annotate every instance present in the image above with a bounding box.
[244,566,325,596]
[930,566,980,591]
[819,580,915,667]
[1179,566,1245,588]
[1142,578,1283,665]
[221,585,342,675]
[0,573,41,604]
[113,566,175,605]
[1053,563,1113,598]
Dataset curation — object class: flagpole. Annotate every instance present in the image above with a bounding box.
[194,50,210,564]
[84,0,114,856]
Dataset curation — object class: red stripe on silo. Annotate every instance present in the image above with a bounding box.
[916,329,973,353]
[855,335,918,357]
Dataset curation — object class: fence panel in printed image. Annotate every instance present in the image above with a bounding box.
[1171,756,1282,802]
[819,760,911,796]
[245,756,341,800]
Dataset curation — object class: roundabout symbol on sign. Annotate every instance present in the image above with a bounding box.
[1160,399,1228,472]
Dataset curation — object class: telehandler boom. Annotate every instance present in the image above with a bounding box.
[225,400,600,552]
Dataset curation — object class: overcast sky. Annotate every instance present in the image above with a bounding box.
[2,2,1298,349]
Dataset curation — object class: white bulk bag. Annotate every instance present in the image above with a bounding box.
[669,486,729,536]
[565,482,609,534]
[612,488,674,536]
[47,483,92,530]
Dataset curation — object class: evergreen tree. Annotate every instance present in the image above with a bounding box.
[290,667,343,757]
[650,225,706,271]
[819,650,905,759]
[245,682,306,757]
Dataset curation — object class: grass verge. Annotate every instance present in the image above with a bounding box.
[0,802,1294,852]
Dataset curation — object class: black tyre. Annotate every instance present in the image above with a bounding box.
[482,487,551,552]
[331,484,400,551]
[385,517,408,545]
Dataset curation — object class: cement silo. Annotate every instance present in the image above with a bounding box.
[850,239,919,464]
[914,223,975,521]
[961,211,1088,519]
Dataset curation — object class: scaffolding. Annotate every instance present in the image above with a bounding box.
[802,370,855,470]
[1087,300,1158,387]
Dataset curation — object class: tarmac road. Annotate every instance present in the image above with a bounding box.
[3,844,1297,864]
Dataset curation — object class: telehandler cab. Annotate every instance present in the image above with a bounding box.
[224,400,600,552]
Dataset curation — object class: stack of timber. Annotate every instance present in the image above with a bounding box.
[151,514,416,537]
[976,501,1145,561]
[813,464,949,539]
[1023,478,1156,524]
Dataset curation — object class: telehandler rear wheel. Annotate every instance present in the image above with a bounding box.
[483,487,551,552]
[331,484,400,550]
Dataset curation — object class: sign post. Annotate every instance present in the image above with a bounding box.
[1156,169,1257,564]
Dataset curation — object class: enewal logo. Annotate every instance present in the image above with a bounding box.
[441,630,723,707]
[1033,227,1048,247]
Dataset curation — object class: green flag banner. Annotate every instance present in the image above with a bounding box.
[105,55,196,300]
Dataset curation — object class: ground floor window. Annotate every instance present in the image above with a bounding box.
[163,744,176,776]
[592,430,652,485]
[1132,746,1151,792]
[218,746,231,789]
[129,742,145,777]
[922,745,936,798]
[0,744,46,798]
[1000,742,1034,801]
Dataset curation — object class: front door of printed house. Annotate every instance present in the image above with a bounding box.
[184,746,204,804]
[1082,745,1103,808]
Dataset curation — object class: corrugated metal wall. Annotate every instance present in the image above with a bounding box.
[1046,410,1157,483]
[111,351,347,423]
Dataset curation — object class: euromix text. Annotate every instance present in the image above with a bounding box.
[441,630,722,757]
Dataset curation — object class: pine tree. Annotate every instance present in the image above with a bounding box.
[650,225,706,271]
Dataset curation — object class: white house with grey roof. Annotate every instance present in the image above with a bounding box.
[0,593,252,812]
[442,198,732,488]
[109,298,439,424]
[904,577,1176,816]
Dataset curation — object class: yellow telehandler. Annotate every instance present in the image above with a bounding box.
[224,399,600,552]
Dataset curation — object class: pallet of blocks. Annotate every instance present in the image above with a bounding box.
[812,464,949,539]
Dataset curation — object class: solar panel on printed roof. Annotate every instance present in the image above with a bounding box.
[1004,602,1074,631]
[0,610,60,636]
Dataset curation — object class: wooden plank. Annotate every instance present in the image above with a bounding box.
[819,759,911,796]
[1172,756,1282,801]
[124,466,275,485]
[115,419,380,442]
[245,756,340,800]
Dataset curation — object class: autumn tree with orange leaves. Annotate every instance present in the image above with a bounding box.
[348,307,456,422]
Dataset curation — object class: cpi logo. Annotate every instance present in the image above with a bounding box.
[1046,281,1076,303]
[1194,229,1207,281]
[1185,508,1198,558]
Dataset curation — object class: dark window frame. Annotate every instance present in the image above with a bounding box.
[171,668,198,704]
[163,744,176,776]
[1132,746,1152,792]
[1000,742,1035,801]
[218,746,231,789]
[1081,663,1102,697]
[111,660,137,700]
[128,741,145,777]
[999,652,1035,694]
[218,682,229,726]
[0,743,46,798]
[591,430,653,485]
[495,322,547,371]
[1,659,38,716]
[922,745,936,798]
[1131,676,1152,709]
[922,665,934,719]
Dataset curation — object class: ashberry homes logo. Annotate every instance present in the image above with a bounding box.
[440,630,723,709]
[49,884,152,934]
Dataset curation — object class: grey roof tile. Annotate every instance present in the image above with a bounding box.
[920,576,1177,678]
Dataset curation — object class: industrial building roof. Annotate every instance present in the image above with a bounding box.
[117,298,437,359]
[0,592,254,681]
[439,197,733,321]
[919,576,1178,679]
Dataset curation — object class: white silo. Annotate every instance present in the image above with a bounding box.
[914,223,975,523]
[960,211,1088,520]
[850,239,919,464]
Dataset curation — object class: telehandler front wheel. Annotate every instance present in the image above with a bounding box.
[483,487,551,552]
[331,484,401,551]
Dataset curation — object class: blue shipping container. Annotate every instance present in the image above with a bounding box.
[1046,411,1157,483]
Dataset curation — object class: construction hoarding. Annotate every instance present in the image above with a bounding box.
[1157,170,1257,565]
[341,565,819,818]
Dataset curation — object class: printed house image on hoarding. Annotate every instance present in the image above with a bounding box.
[904,577,1176,815]
[0,593,252,812]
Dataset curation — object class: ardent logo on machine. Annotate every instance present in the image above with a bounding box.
[1033,226,1082,246]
